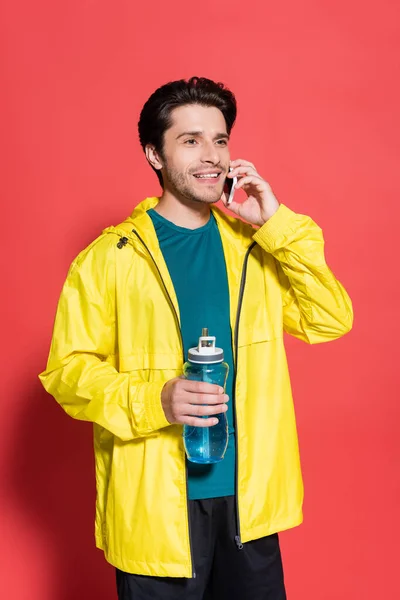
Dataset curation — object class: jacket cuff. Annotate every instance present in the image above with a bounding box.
[131,380,171,434]
[252,204,299,252]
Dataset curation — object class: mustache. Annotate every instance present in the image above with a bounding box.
[189,166,229,175]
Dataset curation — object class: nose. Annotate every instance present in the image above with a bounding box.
[200,139,220,165]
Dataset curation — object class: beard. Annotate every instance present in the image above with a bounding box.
[163,165,227,205]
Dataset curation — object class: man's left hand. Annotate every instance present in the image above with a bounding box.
[221,159,280,226]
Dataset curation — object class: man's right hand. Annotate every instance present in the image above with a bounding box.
[161,378,229,427]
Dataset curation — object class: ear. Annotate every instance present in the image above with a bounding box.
[145,145,163,171]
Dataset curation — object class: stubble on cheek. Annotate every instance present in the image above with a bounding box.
[167,168,224,204]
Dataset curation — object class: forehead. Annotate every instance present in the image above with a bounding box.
[167,104,228,135]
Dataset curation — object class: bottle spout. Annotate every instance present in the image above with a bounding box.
[187,329,224,363]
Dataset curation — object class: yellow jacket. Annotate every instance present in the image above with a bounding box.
[39,197,353,577]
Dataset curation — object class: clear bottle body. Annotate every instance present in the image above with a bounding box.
[182,361,229,464]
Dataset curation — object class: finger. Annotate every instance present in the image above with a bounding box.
[182,380,224,395]
[221,194,235,210]
[181,416,219,428]
[186,393,229,405]
[184,402,228,417]
[228,166,259,178]
[230,158,256,169]
[230,158,256,171]
[235,175,265,190]
[223,198,242,215]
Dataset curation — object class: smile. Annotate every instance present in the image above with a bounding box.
[194,173,219,178]
[193,173,221,183]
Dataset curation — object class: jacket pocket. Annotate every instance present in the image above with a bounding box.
[237,291,283,347]
[237,324,281,347]
[119,352,183,381]
[119,352,183,375]
[237,252,283,347]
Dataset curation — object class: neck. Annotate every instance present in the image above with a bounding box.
[154,188,211,229]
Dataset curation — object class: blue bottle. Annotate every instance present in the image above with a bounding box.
[183,328,229,464]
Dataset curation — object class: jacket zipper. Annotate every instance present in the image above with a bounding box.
[130,229,255,565]
[131,229,196,578]
[232,241,257,550]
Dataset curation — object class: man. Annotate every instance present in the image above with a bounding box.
[39,76,353,599]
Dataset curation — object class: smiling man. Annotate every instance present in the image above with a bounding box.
[40,77,353,599]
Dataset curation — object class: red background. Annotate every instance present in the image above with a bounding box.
[1,1,399,598]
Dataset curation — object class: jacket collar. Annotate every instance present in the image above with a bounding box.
[118,196,254,253]
[105,197,256,338]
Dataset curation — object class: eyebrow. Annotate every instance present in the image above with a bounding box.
[175,130,230,141]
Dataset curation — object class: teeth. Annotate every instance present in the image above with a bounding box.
[194,174,219,178]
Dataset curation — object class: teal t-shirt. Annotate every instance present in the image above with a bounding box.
[147,208,235,500]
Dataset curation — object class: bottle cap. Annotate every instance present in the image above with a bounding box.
[188,328,224,364]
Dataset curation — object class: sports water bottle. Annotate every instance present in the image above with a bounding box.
[183,328,229,464]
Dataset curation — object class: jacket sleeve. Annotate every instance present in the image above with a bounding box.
[38,244,171,441]
[252,204,353,344]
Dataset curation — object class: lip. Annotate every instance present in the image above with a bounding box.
[192,170,223,176]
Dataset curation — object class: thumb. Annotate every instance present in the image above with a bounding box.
[222,196,242,216]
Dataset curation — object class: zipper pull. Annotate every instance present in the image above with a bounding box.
[235,535,244,550]
[117,236,128,249]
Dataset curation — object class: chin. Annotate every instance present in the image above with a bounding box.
[191,190,223,205]
[199,196,221,205]
[176,183,223,205]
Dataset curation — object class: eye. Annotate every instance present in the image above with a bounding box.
[185,138,197,145]
[216,139,228,146]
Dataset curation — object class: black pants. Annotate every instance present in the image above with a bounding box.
[116,495,287,600]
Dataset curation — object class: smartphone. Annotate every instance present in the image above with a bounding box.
[223,167,237,205]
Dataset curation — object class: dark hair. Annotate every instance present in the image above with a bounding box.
[138,76,237,186]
